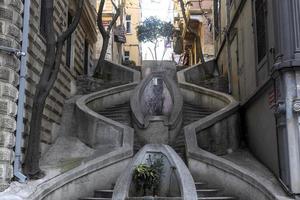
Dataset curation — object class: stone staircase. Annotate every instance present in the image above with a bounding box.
[97,102,132,127]
[195,181,236,200]
[79,189,113,200]
[79,181,236,200]
[91,102,236,200]
[171,102,215,161]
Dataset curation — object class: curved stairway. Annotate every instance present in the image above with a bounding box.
[172,102,215,161]
[79,181,236,200]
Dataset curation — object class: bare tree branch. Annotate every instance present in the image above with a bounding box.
[94,0,121,75]
[107,0,120,33]
[58,0,84,43]
[97,0,107,37]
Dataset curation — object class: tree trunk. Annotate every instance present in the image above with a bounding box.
[23,0,83,179]
[196,36,205,63]
[96,34,110,76]
[154,40,158,61]
[94,0,120,76]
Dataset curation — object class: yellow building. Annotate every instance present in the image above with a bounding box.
[123,0,142,66]
[173,0,214,66]
[95,0,126,64]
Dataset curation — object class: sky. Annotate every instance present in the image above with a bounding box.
[140,0,174,60]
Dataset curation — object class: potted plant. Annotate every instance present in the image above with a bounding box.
[132,156,164,196]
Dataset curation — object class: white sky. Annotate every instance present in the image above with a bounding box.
[140,0,174,60]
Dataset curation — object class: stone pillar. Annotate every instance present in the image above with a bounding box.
[0,0,23,191]
[273,0,300,194]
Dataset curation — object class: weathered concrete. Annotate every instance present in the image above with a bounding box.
[179,81,240,155]
[178,72,292,199]
[131,72,183,145]
[75,83,137,148]
[102,60,141,83]
[142,61,177,81]
[113,144,197,200]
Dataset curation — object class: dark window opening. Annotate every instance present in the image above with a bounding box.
[40,0,47,36]
[255,0,267,63]
[126,15,131,33]
[124,51,130,61]
[84,40,89,75]
[66,12,73,68]
[214,0,221,39]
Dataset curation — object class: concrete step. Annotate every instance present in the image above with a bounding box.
[195,182,207,189]
[94,190,113,198]
[79,198,111,200]
[198,197,236,200]
[197,189,220,197]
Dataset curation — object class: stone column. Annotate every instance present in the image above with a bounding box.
[273,0,300,194]
[0,0,23,191]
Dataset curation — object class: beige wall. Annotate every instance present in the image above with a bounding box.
[173,0,214,65]
[124,0,142,66]
[214,0,279,177]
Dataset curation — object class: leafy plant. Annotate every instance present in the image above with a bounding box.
[136,17,174,60]
[132,155,164,196]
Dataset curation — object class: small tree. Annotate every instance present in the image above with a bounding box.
[94,0,121,76]
[24,0,84,179]
[136,17,174,60]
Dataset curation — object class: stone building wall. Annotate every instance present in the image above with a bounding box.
[0,0,97,190]
[0,0,23,191]
[24,0,97,154]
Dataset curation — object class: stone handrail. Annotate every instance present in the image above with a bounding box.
[19,84,137,200]
[178,67,240,155]
[131,72,183,129]
[178,70,288,200]
[102,60,141,83]
[76,83,137,148]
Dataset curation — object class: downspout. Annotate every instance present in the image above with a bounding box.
[225,0,232,94]
[14,0,30,182]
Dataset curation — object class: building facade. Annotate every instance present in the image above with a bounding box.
[173,0,214,66]
[0,0,97,191]
[95,0,126,65]
[123,0,142,66]
[214,0,300,194]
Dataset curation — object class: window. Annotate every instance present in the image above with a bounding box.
[126,15,131,33]
[124,51,130,61]
[40,0,46,36]
[84,40,89,75]
[254,0,267,64]
[214,0,221,39]
[66,12,73,68]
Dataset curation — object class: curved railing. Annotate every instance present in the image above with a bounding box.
[179,60,228,93]
[24,83,138,200]
[178,69,286,200]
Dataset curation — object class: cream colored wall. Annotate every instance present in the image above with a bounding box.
[124,0,142,66]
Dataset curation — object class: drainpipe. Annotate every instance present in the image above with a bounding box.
[225,0,232,94]
[13,0,31,183]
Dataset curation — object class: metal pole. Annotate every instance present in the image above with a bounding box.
[14,0,31,183]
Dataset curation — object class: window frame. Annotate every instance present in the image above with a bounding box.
[126,15,132,34]
[40,0,47,37]
[124,51,130,61]
[253,0,268,70]
[66,12,74,69]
